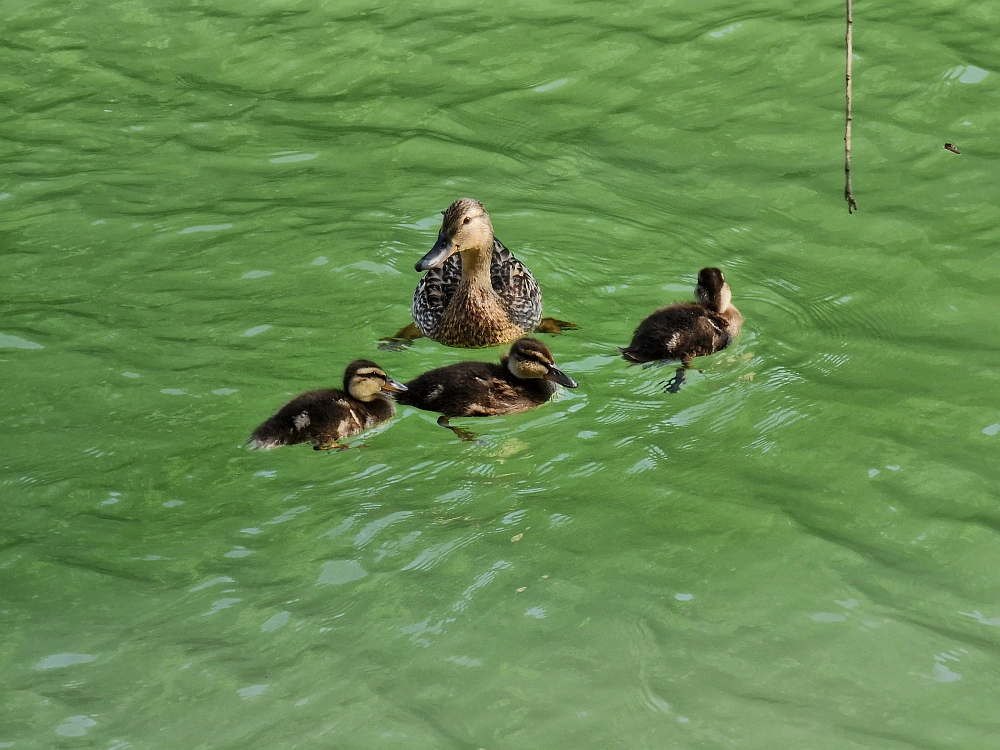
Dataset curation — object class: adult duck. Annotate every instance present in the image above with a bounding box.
[248,360,406,450]
[621,267,742,392]
[389,198,572,348]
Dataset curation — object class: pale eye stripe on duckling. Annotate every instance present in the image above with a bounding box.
[354,367,384,378]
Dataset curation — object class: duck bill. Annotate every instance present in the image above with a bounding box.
[414,232,456,271]
[545,367,578,388]
[380,378,408,394]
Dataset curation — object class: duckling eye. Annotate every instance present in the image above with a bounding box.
[462,216,471,225]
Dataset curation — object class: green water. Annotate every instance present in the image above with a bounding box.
[3,0,1000,747]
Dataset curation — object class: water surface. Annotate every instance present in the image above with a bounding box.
[3,1,1000,748]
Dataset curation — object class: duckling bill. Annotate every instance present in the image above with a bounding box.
[621,267,742,392]
[248,360,406,450]
[397,337,577,439]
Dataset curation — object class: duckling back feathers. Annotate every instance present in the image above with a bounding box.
[622,268,742,363]
[248,360,403,449]
[397,337,575,418]
[398,360,554,418]
[621,303,734,362]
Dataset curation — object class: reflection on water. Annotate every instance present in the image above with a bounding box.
[3,0,1000,747]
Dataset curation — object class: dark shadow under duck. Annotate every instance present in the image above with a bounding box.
[396,337,578,440]
[621,267,742,392]
[382,198,575,349]
[248,360,406,450]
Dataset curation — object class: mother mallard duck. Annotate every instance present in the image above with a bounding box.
[405,198,570,348]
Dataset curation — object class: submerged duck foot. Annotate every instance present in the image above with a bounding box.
[662,367,687,394]
[378,338,413,352]
[534,317,578,335]
[437,415,479,443]
[378,322,424,351]
[314,441,351,451]
[660,357,694,394]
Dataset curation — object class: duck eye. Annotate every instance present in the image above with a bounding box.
[462,216,471,225]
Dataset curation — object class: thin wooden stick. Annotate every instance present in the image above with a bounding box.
[845,0,858,212]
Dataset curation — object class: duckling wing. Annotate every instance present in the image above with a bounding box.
[413,254,463,336]
[249,389,365,448]
[623,304,733,362]
[490,239,543,331]
[399,361,548,418]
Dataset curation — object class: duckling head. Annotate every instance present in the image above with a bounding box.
[695,267,734,314]
[415,198,495,271]
[505,338,578,388]
[344,360,408,401]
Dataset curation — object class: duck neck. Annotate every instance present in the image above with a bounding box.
[438,241,522,347]
[458,243,493,288]
[719,304,743,336]
[453,243,506,317]
[367,392,397,417]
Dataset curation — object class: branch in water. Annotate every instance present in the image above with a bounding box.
[845,0,858,213]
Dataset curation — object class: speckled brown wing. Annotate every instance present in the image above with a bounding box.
[412,254,462,338]
[489,238,542,332]
[622,303,733,363]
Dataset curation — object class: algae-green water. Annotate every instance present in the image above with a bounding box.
[3,1,1000,747]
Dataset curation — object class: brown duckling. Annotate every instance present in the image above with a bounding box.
[248,360,407,450]
[621,267,742,392]
[397,337,578,439]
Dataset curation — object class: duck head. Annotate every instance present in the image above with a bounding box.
[415,198,495,271]
[344,360,408,401]
[505,338,578,388]
[695,267,734,314]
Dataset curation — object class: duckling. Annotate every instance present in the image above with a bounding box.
[248,360,406,450]
[621,267,742,392]
[397,337,578,439]
[389,198,573,349]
